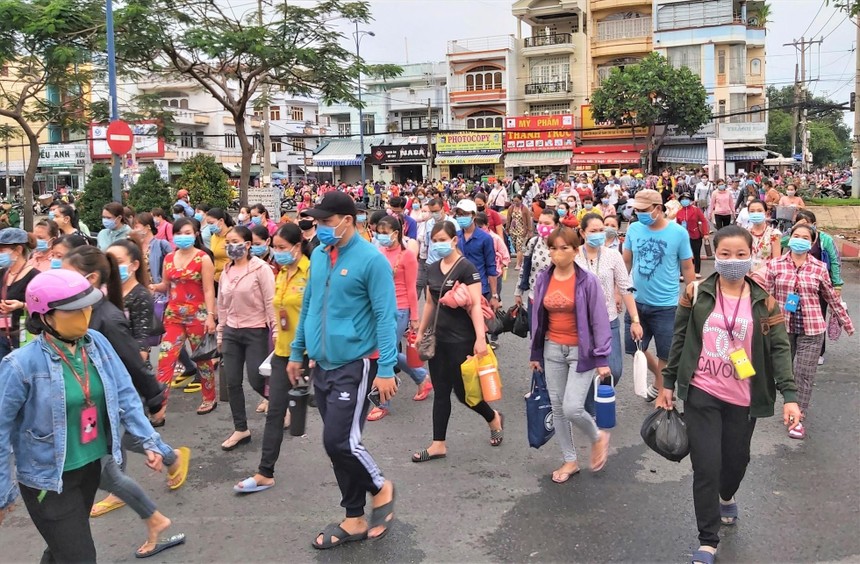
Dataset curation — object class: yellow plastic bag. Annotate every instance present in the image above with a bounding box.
[460,347,499,407]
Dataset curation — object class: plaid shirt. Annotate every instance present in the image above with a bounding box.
[766,253,854,336]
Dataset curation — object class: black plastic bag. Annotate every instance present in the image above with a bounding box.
[640,408,689,462]
[511,305,529,338]
[190,333,221,362]
[490,306,516,336]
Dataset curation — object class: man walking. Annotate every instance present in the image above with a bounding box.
[288,191,399,549]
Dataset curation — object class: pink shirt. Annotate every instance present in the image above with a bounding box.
[381,245,419,319]
[155,219,173,244]
[691,293,753,407]
[216,257,276,342]
[711,190,735,216]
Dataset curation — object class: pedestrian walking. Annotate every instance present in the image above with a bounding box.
[0,228,39,360]
[675,192,709,279]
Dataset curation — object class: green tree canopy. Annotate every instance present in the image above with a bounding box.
[128,166,172,215]
[114,0,401,206]
[77,163,113,231]
[175,154,231,211]
[590,53,710,171]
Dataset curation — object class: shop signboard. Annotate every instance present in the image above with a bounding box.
[580,105,648,140]
[436,132,502,154]
[504,130,574,152]
[504,115,574,131]
[38,144,87,168]
[368,144,429,164]
[90,120,165,159]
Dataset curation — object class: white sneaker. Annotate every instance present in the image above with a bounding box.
[818,356,824,366]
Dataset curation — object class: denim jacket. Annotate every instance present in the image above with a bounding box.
[0,330,171,509]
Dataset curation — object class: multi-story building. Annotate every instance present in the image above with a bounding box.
[264,93,323,183]
[315,62,449,183]
[653,0,769,177]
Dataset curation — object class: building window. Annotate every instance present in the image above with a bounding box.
[529,56,570,85]
[729,45,745,83]
[180,99,189,109]
[465,111,503,129]
[750,104,764,122]
[271,141,282,153]
[401,111,439,131]
[290,137,306,152]
[717,100,726,123]
[290,106,304,121]
[596,12,649,42]
[667,45,702,78]
[750,58,762,76]
[528,103,572,115]
[656,0,733,31]
[180,131,193,148]
[195,131,204,147]
[361,114,375,136]
[338,122,352,136]
[729,93,746,123]
[253,109,263,120]
[269,105,280,121]
[717,50,726,75]
[596,58,641,86]
[224,133,237,149]
[465,66,503,91]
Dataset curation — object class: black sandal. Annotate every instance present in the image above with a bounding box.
[368,484,396,540]
[490,413,504,447]
[311,523,368,550]
[411,449,446,463]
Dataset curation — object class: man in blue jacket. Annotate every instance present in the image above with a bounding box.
[454,198,500,308]
[288,191,399,549]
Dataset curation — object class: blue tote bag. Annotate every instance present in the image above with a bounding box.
[525,369,554,449]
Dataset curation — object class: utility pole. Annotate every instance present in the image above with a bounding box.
[853,16,860,198]
[784,36,823,172]
[106,0,122,203]
[426,98,432,182]
[353,24,375,187]
[791,63,799,158]
[258,0,272,200]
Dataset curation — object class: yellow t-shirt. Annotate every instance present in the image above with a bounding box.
[273,255,310,358]
[576,207,603,223]
[210,233,229,282]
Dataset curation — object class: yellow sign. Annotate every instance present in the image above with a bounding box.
[580,105,648,140]
[435,154,502,165]
[436,132,502,153]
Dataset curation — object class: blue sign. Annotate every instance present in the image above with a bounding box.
[793,154,803,161]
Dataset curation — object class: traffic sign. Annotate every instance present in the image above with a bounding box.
[106,120,134,155]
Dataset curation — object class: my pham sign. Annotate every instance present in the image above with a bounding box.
[38,144,87,168]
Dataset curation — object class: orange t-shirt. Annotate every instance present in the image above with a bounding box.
[543,272,578,346]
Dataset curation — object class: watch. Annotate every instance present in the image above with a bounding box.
[632,316,640,323]
[492,294,500,299]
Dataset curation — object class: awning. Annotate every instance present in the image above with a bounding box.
[725,149,768,161]
[435,153,502,165]
[312,139,364,167]
[221,163,261,177]
[657,145,708,165]
[571,152,640,166]
[504,151,572,168]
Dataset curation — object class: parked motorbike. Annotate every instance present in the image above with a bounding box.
[280,196,296,213]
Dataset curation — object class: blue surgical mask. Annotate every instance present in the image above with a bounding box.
[601,198,609,205]
[584,203,593,210]
[680,199,691,207]
[194,213,204,222]
[251,244,268,257]
[586,233,606,248]
[356,214,367,223]
[431,212,443,221]
[431,241,453,258]
[557,209,567,217]
[788,237,812,254]
[637,209,657,226]
[174,234,195,249]
[102,218,117,230]
[376,233,393,247]
[456,216,473,229]
[50,257,62,269]
[173,213,184,220]
[208,223,221,234]
[118,264,131,282]
[718,185,727,191]
[316,217,345,246]
[274,250,295,265]
[0,252,11,269]
[48,211,55,220]
[251,216,262,225]
[748,212,766,224]
[36,239,49,252]
[412,203,420,210]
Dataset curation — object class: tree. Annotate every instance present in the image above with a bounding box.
[0,0,105,229]
[77,163,113,232]
[590,52,710,172]
[115,0,401,206]
[175,154,231,211]
[826,1,860,16]
[127,166,172,214]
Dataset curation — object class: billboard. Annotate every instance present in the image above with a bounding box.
[90,120,165,159]
[580,105,647,139]
[504,130,574,152]
[436,132,502,153]
[504,115,574,131]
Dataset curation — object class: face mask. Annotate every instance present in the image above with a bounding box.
[748,212,766,224]
[476,205,486,212]
[638,209,658,226]
[173,213,184,220]
[316,217,346,246]
[237,214,247,222]
[251,216,263,225]
[36,239,49,252]
[118,264,131,282]
[412,203,420,210]
[431,211,443,221]
[250,244,268,257]
[208,223,221,234]
[786,191,796,197]
[49,308,93,341]
[718,185,727,191]
[102,218,117,230]
[356,214,367,223]
[557,209,567,217]
[431,241,453,258]
[586,233,606,248]
[376,233,393,247]
[50,257,62,269]
[788,237,812,254]
[584,203,593,210]
[604,227,618,239]
[680,199,691,207]
[194,213,204,222]
[153,218,161,227]
[714,258,752,281]
[274,250,296,265]
[537,224,553,239]
[226,242,247,259]
[601,198,609,205]
[0,252,11,269]
[456,216,473,229]
[174,234,195,249]
[48,211,55,220]
[298,219,315,231]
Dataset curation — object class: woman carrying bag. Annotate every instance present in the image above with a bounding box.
[658,225,802,564]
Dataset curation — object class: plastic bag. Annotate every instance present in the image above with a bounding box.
[640,408,689,462]
[258,351,274,377]
[632,341,648,398]
[405,330,424,368]
[190,333,221,362]
[511,304,529,338]
[460,348,499,407]
[525,369,554,449]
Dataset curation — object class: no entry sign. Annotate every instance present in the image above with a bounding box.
[106,120,134,155]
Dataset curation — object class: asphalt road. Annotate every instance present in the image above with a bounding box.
[3,262,859,563]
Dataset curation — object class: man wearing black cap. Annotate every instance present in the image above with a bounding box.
[287,191,399,548]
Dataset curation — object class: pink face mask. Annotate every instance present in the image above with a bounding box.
[537,224,553,239]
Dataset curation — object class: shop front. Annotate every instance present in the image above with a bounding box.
[37,143,88,196]
[503,115,574,177]
[434,132,504,181]
[367,143,430,183]
[570,144,645,175]
[312,139,370,185]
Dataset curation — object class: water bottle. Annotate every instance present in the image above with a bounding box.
[287,387,310,436]
[594,373,616,429]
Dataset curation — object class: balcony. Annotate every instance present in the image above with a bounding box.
[450,88,507,106]
[593,17,651,58]
[169,109,210,126]
[592,0,650,11]
[524,80,572,100]
[522,33,575,56]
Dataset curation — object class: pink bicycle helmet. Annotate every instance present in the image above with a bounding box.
[25,270,103,315]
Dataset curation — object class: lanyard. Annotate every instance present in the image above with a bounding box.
[792,260,806,294]
[717,281,744,345]
[48,339,93,407]
[580,247,601,275]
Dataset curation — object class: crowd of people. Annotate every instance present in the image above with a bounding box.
[0,167,854,563]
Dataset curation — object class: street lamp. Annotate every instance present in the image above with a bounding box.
[353,23,374,187]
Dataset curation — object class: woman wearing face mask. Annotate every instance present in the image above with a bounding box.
[658,226,801,564]
[204,207,234,286]
[355,205,373,243]
[514,210,559,324]
[298,216,321,253]
[675,192,709,279]
[149,218,219,415]
[237,206,252,226]
[97,202,131,252]
[709,180,735,230]
[367,216,432,422]
[217,226,276,450]
[765,224,854,440]
[0,228,39,360]
[598,196,616,218]
[576,214,642,415]
[249,224,276,269]
[0,269,182,562]
[107,240,155,359]
[234,223,311,493]
[557,202,579,229]
[745,200,781,280]
[529,226,613,483]
[602,216,622,251]
[412,222,503,462]
[576,196,601,224]
[778,183,805,210]
[28,219,59,272]
[151,207,173,244]
[505,193,532,271]
[250,204,278,236]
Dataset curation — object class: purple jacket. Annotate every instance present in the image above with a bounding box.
[530,263,612,372]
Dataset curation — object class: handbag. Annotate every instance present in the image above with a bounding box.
[144,293,167,347]
[525,369,554,449]
[190,332,221,362]
[418,257,463,361]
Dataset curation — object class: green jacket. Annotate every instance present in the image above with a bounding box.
[662,273,797,418]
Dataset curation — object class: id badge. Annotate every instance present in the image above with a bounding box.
[728,347,756,380]
[784,292,800,313]
[80,405,98,444]
[279,310,289,331]
[681,220,688,229]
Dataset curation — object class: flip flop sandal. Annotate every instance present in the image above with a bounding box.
[312,523,368,550]
[90,499,126,517]
[170,375,192,389]
[134,533,186,559]
[256,399,269,413]
[183,382,202,393]
[233,476,274,494]
[167,447,191,491]
[368,484,396,540]
[150,418,165,428]
[720,502,739,525]
[591,431,610,472]
[551,467,581,484]
[490,413,505,446]
[196,402,217,415]
[411,449,446,463]
[221,435,251,451]
[690,549,716,564]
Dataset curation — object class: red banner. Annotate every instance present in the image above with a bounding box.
[504,130,574,152]
[504,114,574,132]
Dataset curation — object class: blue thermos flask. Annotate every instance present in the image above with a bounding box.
[594,374,616,429]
